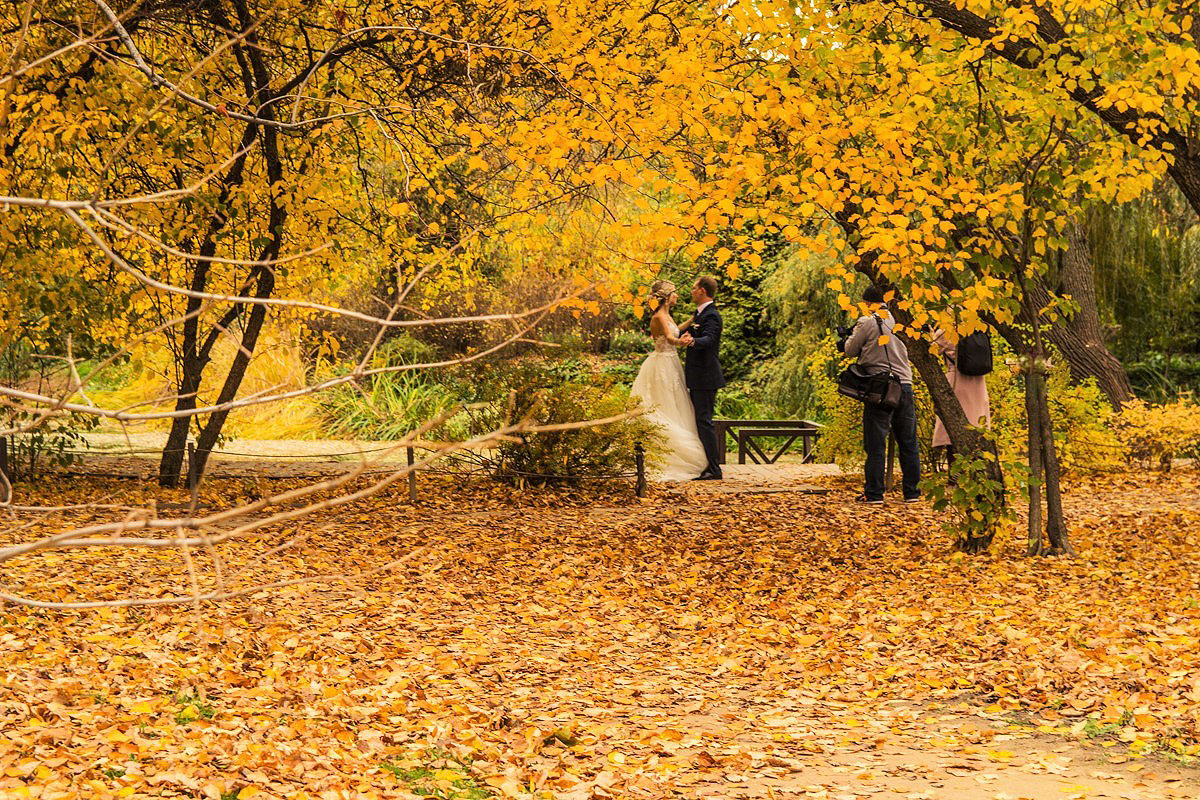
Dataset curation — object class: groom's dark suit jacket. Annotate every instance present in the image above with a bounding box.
[684,303,725,391]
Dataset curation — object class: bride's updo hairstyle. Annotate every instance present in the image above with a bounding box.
[649,280,676,310]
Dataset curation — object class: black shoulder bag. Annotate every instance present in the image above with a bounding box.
[836,316,904,410]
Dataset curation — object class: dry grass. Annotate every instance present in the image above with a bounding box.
[90,331,326,440]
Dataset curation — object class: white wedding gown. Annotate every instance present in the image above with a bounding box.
[630,320,709,481]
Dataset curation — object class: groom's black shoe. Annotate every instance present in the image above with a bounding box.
[693,471,723,481]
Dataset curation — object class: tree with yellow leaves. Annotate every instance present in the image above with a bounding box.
[1,0,745,487]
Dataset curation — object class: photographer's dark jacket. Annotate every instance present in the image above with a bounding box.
[843,313,914,384]
[684,302,725,390]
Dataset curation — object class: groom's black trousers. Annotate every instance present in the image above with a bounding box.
[689,389,721,476]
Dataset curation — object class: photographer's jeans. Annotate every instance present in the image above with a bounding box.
[863,384,921,501]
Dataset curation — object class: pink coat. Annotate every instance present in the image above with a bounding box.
[931,332,991,448]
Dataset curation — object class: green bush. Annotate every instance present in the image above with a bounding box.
[715,385,770,420]
[318,371,468,441]
[0,342,97,480]
[373,335,436,366]
[605,328,653,358]
[1,412,96,480]
[984,341,1122,474]
[600,360,641,383]
[1126,353,1200,403]
[472,359,665,484]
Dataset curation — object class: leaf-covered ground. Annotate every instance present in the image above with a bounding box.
[2,468,1200,799]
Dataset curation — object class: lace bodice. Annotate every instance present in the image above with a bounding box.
[652,320,679,353]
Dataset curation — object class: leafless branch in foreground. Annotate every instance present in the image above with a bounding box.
[0,410,640,609]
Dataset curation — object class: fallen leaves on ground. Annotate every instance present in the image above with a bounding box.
[2,468,1200,798]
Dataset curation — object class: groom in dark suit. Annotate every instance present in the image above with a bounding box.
[680,275,725,480]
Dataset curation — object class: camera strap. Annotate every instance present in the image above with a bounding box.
[872,314,896,375]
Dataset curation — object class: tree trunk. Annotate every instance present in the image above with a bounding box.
[1028,221,1133,409]
[158,374,197,488]
[155,124,258,486]
[191,271,276,478]
[156,1,280,485]
[1024,367,1045,556]
[189,1,286,480]
[159,269,208,487]
[1037,377,1073,555]
[904,329,1004,554]
[837,209,1005,554]
[1019,209,1074,558]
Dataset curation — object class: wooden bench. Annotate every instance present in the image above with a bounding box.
[713,419,823,465]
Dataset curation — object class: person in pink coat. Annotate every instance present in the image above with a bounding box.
[931,329,991,466]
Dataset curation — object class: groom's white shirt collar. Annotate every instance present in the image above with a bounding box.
[696,300,713,315]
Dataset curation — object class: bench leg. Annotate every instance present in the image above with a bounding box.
[767,434,800,464]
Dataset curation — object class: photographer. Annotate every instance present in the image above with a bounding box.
[839,286,921,505]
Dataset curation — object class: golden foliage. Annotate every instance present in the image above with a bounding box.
[1113,398,1200,469]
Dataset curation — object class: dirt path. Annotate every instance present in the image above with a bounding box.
[665,695,1198,798]
[74,433,843,486]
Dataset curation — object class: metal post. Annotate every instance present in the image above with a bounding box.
[186,442,199,492]
[634,442,646,498]
[0,436,9,503]
[407,446,417,503]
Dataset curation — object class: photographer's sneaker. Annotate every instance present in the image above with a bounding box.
[903,495,921,504]
[853,494,884,505]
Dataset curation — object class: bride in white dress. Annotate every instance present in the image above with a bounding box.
[630,281,709,481]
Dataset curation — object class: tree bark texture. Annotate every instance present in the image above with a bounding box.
[1025,222,1133,409]
[1024,370,1045,556]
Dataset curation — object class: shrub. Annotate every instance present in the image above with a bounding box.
[1,411,96,480]
[472,359,665,484]
[318,371,467,441]
[1126,353,1200,403]
[373,335,436,366]
[0,342,98,480]
[605,328,653,358]
[921,439,1018,547]
[1112,397,1200,469]
[984,342,1123,475]
[600,360,641,383]
[715,385,770,420]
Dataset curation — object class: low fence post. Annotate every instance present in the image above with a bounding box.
[407,446,417,504]
[634,442,646,498]
[186,442,200,492]
[0,436,9,503]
